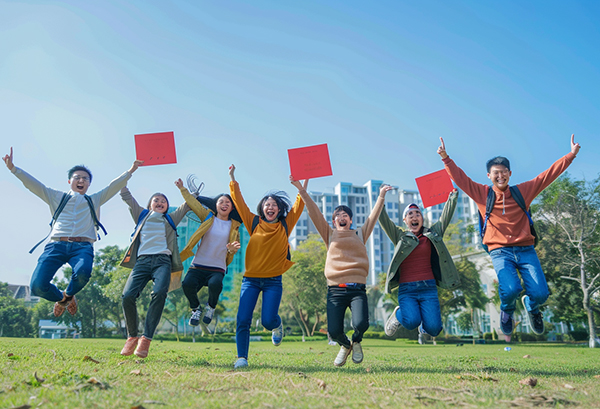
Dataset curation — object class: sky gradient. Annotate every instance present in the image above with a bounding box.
[1,0,598,285]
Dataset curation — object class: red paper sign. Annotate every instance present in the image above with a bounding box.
[415,169,454,208]
[288,143,333,180]
[134,132,177,166]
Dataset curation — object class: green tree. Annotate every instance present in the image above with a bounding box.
[0,282,34,337]
[282,234,327,336]
[536,174,600,348]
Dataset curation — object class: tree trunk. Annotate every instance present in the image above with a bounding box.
[310,312,320,337]
[289,303,307,338]
[298,308,311,337]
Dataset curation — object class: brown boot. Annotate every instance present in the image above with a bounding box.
[134,336,151,358]
[66,295,78,315]
[53,292,68,317]
[121,337,139,356]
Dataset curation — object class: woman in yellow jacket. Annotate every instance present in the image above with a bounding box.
[176,179,241,327]
[228,164,305,369]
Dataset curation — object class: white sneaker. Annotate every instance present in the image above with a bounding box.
[417,324,426,345]
[352,342,363,364]
[272,323,284,346]
[334,345,352,367]
[189,309,202,327]
[385,306,401,337]
[203,303,215,324]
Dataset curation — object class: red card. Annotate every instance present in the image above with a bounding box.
[288,143,333,180]
[415,169,454,208]
[134,132,177,166]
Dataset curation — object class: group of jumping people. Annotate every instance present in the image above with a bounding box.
[3,134,581,368]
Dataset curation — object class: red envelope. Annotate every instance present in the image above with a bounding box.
[415,169,454,208]
[135,132,177,166]
[288,143,333,180]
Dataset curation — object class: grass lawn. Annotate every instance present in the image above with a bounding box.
[1,337,599,408]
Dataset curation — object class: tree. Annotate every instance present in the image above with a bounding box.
[282,234,327,336]
[0,282,34,337]
[536,174,600,348]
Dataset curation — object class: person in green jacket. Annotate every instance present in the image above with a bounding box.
[381,190,460,343]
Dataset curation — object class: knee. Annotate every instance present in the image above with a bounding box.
[261,316,279,331]
[30,280,48,297]
[500,282,522,301]
[354,319,369,334]
[530,289,549,305]
[401,316,421,331]
[151,288,168,301]
[208,281,223,293]
[122,292,137,306]
[423,324,443,337]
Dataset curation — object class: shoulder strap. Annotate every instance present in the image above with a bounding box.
[510,185,537,246]
[29,193,72,254]
[84,195,107,239]
[163,213,178,236]
[479,186,495,239]
[251,215,260,234]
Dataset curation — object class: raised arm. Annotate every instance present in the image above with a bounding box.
[175,178,211,220]
[378,204,402,244]
[437,190,459,234]
[361,184,393,241]
[120,186,144,222]
[228,164,256,228]
[290,176,331,244]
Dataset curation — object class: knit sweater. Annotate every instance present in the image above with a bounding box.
[443,152,576,251]
[230,181,304,278]
[299,190,385,286]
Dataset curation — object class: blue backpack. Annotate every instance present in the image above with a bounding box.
[30,193,107,253]
[133,209,178,237]
[478,185,538,253]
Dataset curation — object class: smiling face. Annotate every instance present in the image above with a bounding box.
[216,195,233,219]
[487,164,512,191]
[332,210,352,231]
[404,209,423,234]
[149,195,169,214]
[262,197,280,222]
[68,171,91,195]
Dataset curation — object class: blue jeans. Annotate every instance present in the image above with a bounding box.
[122,254,171,339]
[236,276,283,359]
[327,286,369,348]
[489,245,548,315]
[30,241,94,302]
[396,279,442,336]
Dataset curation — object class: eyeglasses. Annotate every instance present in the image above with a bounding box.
[72,175,90,182]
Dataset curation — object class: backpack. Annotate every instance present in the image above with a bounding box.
[478,185,538,253]
[133,209,178,237]
[30,193,107,253]
[251,215,291,261]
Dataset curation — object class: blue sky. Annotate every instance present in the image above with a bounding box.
[1,0,598,285]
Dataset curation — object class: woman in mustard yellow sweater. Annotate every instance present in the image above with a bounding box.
[228,164,305,369]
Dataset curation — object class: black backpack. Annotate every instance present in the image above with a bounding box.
[30,193,107,253]
[251,215,291,261]
[478,185,538,253]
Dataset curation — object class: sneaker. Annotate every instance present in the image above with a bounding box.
[384,306,401,337]
[66,295,78,315]
[417,325,426,345]
[351,342,363,364]
[522,295,545,335]
[272,323,284,346]
[500,310,515,336]
[53,300,67,317]
[334,345,352,367]
[134,336,151,358]
[203,304,215,324]
[234,357,248,369]
[189,309,202,326]
[121,337,139,356]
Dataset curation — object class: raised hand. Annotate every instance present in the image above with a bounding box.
[229,164,236,181]
[379,184,394,198]
[3,147,14,170]
[571,134,581,155]
[437,137,448,159]
[289,176,309,191]
[129,160,144,174]
[174,178,184,189]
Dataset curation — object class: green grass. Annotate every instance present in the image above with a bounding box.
[1,337,599,408]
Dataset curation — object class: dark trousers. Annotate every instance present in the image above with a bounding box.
[122,254,171,339]
[182,266,225,309]
[327,286,369,348]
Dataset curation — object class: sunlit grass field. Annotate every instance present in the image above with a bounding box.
[1,337,599,408]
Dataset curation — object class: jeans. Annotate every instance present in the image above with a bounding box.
[236,276,282,359]
[396,279,442,336]
[30,241,94,302]
[327,286,369,348]
[489,245,548,315]
[182,267,225,309]
[122,254,171,339]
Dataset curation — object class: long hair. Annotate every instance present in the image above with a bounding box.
[196,194,242,223]
[256,190,292,222]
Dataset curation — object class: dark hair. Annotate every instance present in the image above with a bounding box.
[333,205,353,220]
[67,165,93,182]
[147,193,169,212]
[256,191,292,221]
[196,194,242,223]
[486,156,510,173]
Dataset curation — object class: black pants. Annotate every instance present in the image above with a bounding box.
[327,286,369,348]
[182,266,224,309]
